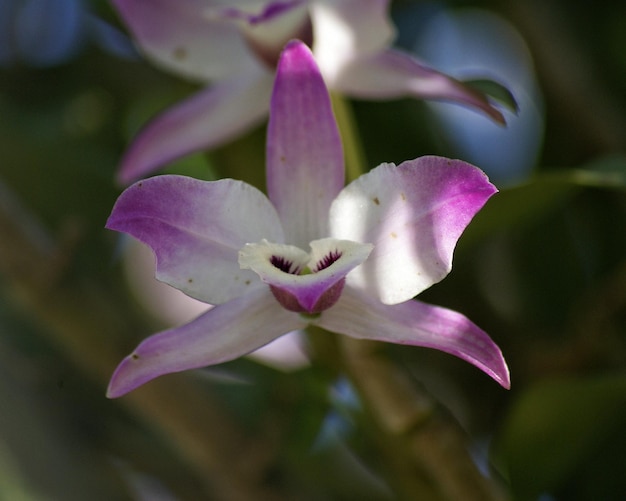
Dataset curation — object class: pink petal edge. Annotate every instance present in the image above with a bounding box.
[334,49,505,124]
[330,156,497,305]
[107,289,307,397]
[266,40,344,248]
[117,71,272,184]
[106,175,284,305]
[317,287,510,389]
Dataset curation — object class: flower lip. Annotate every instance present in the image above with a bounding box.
[268,248,343,275]
[239,238,373,313]
[314,249,342,272]
[270,279,346,314]
[270,255,300,274]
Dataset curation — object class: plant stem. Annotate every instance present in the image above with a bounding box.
[331,92,369,183]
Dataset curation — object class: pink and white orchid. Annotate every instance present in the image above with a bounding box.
[111,0,506,183]
[106,41,509,398]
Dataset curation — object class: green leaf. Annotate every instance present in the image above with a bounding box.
[462,78,519,114]
[495,374,626,500]
[461,162,626,247]
[581,153,626,183]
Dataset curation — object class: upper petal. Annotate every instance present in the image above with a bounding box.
[331,49,505,124]
[117,71,273,184]
[316,287,510,389]
[266,40,344,248]
[111,0,261,81]
[329,156,497,304]
[107,288,307,397]
[106,175,284,305]
[310,0,394,83]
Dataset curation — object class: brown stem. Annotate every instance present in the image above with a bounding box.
[339,337,509,501]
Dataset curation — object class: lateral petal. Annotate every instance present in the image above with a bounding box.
[107,288,307,397]
[117,71,273,184]
[111,0,260,81]
[316,287,510,389]
[107,175,284,305]
[329,157,497,304]
[332,48,505,124]
[266,40,344,248]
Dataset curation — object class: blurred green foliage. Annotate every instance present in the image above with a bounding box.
[1,0,625,500]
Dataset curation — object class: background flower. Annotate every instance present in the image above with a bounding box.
[110,0,507,182]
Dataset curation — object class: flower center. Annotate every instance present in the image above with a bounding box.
[208,1,313,69]
[239,238,373,314]
[268,247,345,312]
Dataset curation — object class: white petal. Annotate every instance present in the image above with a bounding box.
[329,157,496,304]
[311,0,394,84]
[330,49,505,123]
[117,71,273,183]
[112,0,261,81]
[316,287,510,389]
[107,288,307,397]
[107,176,284,305]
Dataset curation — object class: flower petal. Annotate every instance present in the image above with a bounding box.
[316,287,510,389]
[239,238,372,313]
[329,156,497,304]
[117,71,273,184]
[266,40,344,248]
[311,0,394,82]
[107,288,307,397]
[111,0,260,81]
[332,49,505,124]
[106,175,284,305]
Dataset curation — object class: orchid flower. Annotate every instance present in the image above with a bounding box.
[106,41,509,398]
[111,0,506,183]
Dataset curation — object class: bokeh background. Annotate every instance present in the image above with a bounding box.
[1,0,625,499]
